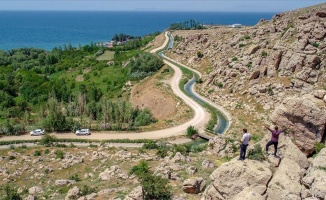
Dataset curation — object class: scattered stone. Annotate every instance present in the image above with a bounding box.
[65,186,81,200]
[182,177,206,194]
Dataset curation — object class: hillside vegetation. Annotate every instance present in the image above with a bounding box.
[0,33,162,135]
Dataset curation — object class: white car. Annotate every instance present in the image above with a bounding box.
[30,129,45,136]
[75,129,91,136]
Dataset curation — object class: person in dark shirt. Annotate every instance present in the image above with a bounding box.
[265,125,287,157]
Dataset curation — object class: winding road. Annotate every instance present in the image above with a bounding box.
[0,32,231,142]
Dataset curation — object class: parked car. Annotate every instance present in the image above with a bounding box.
[30,129,45,136]
[75,129,91,136]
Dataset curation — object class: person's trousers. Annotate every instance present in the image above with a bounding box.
[240,144,248,159]
[266,141,278,155]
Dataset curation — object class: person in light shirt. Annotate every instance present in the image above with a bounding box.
[239,128,251,160]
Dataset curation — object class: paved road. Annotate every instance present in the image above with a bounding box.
[0,32,210,142]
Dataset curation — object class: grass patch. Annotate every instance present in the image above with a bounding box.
[96,50,115,61]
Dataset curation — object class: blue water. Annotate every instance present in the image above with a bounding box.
[0,11,275,51]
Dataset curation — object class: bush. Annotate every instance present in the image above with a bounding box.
[231,57,238,61]
[39,134,57,146]
[143,141,159,149]
[130,160,171,200]
[44,149,50,154]
[34,150,42,156]
[197,51,204,58]
[261,51,268,57]
[247,144,265,161]
[315,143,325,154]
[217,82,223,88]
[8,155,16,160]
[156,146,168,158]
[1,184,22,200]
[172,144,191,156]
[69,174,81,182]
[312,42,319,48]
[134,109,156,126]
[55,150,65,159]
[81,185,97,196]
[141,173,172,200]
[186,126,197,138]
[129,160,150,176]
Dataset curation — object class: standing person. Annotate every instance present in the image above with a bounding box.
[265,125,287,157]
[239,128,251,160]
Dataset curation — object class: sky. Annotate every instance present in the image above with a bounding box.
[0,0,325,12]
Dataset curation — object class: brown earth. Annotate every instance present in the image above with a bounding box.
[130,65,193,130]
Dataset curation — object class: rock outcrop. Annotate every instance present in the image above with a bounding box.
[182,177,206,194]
[271,93,326,155]
[202,159,272,199]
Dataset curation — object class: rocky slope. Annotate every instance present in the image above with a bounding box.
[167,3,326,141]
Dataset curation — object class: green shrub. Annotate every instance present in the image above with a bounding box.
[8,155,16,160]
[1,184,22,200]
[231,57,238,61]
[247,144,265,161]
[130,160,171,200]
[315,143,325,154]
[81,185,97,196]
[239,43,246,48]
[44,149,50,154]
[197,51,204,58]
[246,61,252,69]
[186,126,198,138]
[208,89,214,94]
[172,144,191,156]
[267,86,274,96]
[39,134,57,146]
[19,144,27,149]
[243,35,250,40]
[235,102,243,109]
[129,160,150,176]
[9,145,15,150]
[311,42,319,48]
[141,173,172,200]
[156,146,168,158]
[261,51,268,57]
[251,134,262,142]
[55,150,65,159]
[196,78,203,84]
[69,174,81,182]
[34,150,42,156]
[143,141,159,149]
[217,82,223,88]
[134,109,156,126]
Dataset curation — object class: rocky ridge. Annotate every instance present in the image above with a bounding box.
[167,3,326,140]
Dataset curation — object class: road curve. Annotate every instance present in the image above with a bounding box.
[0,32,210,142]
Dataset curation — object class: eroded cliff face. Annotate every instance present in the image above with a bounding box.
[167,3,326,150]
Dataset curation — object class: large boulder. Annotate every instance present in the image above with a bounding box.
[182,177,206,194]
[231,186,265,200]
[302,148,326,199]
[65,186,81,200]
[271,93,326,155]
[125,186,143,200]
[266,158,302,200]
[202,159,272,199]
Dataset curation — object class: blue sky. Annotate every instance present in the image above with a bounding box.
[0,0,325,12]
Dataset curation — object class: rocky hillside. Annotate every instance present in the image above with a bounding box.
[167,3,326,141]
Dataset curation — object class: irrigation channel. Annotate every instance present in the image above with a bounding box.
[158,32,229,135]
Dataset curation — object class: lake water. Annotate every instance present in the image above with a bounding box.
[0,11,276,50]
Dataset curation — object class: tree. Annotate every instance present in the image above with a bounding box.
[129,160,172,200]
